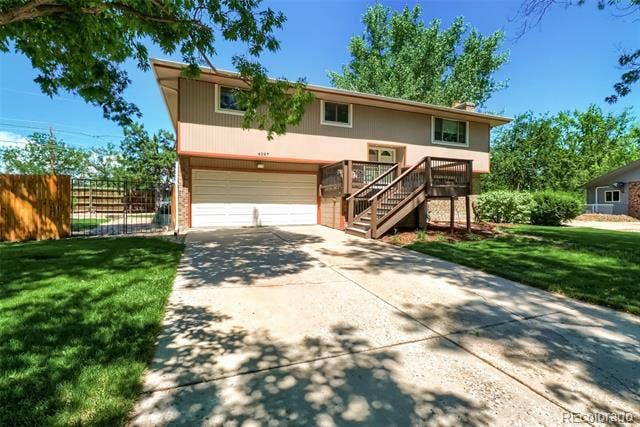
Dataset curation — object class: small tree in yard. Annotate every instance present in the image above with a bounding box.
[118,124,176,190]
[0,0,313,138]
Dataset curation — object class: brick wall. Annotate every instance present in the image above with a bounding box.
[177,156,190,229]
[629,181,640,219]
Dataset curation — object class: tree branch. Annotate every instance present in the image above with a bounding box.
[0,1,210,28]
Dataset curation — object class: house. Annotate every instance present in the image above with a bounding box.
[582,159,640,218]
[151,59,511,237]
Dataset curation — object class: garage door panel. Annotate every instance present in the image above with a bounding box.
[191,170,318,227]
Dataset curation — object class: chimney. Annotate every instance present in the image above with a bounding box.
[452,101,476,112]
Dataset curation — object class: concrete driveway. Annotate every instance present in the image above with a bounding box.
[131,225,640,426]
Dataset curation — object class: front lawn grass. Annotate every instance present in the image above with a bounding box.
[0,237,184,426]
[72,217,110,232]
[407,225,640,315]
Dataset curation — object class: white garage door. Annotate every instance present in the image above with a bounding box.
[191,169,318,227]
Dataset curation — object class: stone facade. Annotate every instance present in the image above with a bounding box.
[628,181,640,219]
[426,196,477,223]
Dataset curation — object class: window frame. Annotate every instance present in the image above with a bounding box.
[320,100,353,128]
[215,84,246,116]
[604,189,621,203]
[431,116,470,147]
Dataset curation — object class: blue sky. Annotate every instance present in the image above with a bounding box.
[0,0,638,149]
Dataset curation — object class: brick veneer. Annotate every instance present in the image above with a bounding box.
[177,156,190,229]
[628,181,640,219]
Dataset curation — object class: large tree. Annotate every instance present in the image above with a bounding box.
[328,4,508,107]
[0,132,91,176]
[515,0,639,103]
[0,0,312,138]
[483,105,640,192]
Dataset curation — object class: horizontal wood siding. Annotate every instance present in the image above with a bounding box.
[0,174,71,241]
[178,79,491,172]
[320,196,343,230]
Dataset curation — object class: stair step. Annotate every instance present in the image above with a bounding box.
[349,222,370,232]
[345,226,369,238]
[353,220,371,228]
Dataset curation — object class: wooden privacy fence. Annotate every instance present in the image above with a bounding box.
[0,174,71,242]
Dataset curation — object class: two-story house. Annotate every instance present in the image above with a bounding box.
[152,59,511,238]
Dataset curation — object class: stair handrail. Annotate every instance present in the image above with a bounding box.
[347,164,399,224]
[368,156,429,202]
[346,164,399,201]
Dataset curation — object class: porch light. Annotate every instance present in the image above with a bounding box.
[256,162,265,169]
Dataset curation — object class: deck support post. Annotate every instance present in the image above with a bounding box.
[465,195,471,233]
[449,196,455,234]
[418,200,428,230]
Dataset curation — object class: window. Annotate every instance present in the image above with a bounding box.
[432,117,468,146]
[368,146,396,163]
[321,100,352,127]
[215,84,245,115]
[605,190,620,202]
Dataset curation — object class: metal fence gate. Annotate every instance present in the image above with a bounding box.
[71,178,172,236]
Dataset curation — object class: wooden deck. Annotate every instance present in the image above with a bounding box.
[320,157,473,238]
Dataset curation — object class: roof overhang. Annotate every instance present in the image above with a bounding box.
[151,58,513,132]
[581,159,640,188]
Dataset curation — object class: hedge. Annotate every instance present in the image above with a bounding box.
[475,190,582,225]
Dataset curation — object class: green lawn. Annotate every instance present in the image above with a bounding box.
[0,237,184,425]
[71,217,110,232]
[407,225,640,315]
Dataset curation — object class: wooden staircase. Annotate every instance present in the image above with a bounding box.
[345,157,472,239]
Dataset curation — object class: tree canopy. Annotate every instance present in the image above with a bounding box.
[483,105,640,192]
[0,125,176,188]
[0,0,312,138]
[0,132,90,176]
[328,4,508,107]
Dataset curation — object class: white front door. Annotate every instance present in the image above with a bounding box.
[191,169,317,227]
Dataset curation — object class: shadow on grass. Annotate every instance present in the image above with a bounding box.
[0,237,184,425]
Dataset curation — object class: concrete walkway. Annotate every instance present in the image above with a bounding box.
[131,226,640,426]
[568,220,640,233]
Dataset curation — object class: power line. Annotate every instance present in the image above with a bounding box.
[0,116,121,136]
[0,122,122,140]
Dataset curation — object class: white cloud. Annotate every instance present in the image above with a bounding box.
[0,131,29,148]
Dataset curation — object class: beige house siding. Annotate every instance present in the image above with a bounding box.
[178,79,491,172]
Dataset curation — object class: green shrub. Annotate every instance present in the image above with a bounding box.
[530,191,582,226]
[475,190,534,223]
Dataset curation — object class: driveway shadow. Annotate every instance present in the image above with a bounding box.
[318,236,640,419]
[131,304,493,426]
[176,228,325,289]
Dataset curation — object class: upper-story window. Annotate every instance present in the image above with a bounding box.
[215,84,245,115]
[605,190,620,202]
[432,117,468,146]
[321,100,352,127]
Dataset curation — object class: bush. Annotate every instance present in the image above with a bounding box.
[530,191,582,226]
[475,190,534,223]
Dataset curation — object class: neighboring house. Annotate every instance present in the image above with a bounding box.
[151,59,511,237]
[583,159,640,218]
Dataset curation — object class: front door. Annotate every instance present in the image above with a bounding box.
[368,147,396,163]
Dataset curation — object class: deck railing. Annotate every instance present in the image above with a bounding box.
[320,160,396,197]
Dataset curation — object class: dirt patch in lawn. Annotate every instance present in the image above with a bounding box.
[575,213,639,222]
[382,222,505,245]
